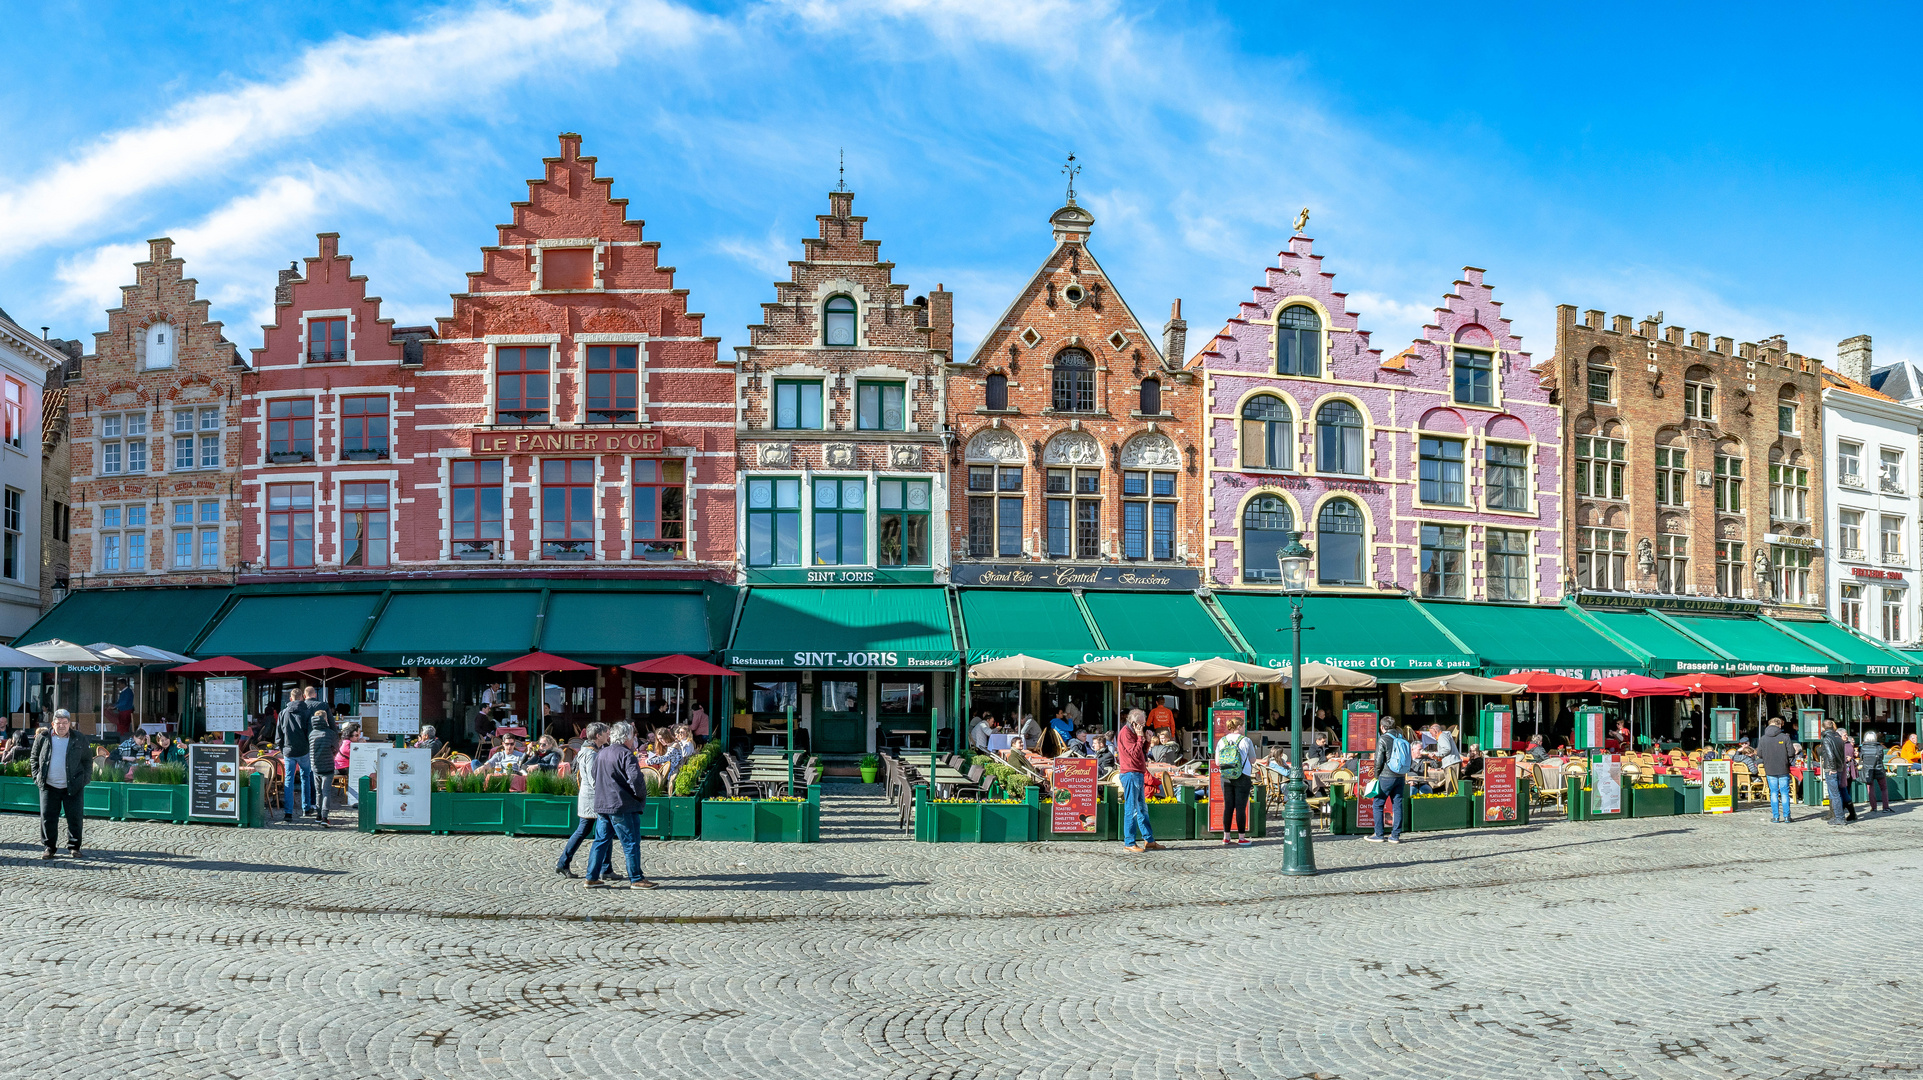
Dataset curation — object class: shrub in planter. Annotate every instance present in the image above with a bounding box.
[1406,793,1472,832]
[0,760,29,778]
[444,772,510,794]
[128,763,188,786]
[523,770,578,797]
[860,753,881,783]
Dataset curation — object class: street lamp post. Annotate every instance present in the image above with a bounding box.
[1277,531,1316,876]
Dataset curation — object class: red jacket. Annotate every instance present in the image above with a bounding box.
[1116,724,1148,774]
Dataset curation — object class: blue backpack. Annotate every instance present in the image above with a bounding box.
[1383,733,1413,776]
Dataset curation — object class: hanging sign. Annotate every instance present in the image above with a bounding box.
[1574,707,1606,751]
[1482,756,1520,823]
[374,745,432,827]
[1591,754,1623,815]
[1798,708,1823,742]
[468,428,684,454]
[186,743,241,822]
[1207,704,1248,833]
[204,677,247,734]
[1050,758,1098,833]
[1711,708,1740,744]
[1702,759,1734,814]
[1343,705,1379,754]
[1479,706,1513,753]
[377,677,422,736]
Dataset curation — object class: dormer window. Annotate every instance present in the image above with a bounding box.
[824,296,857,347]
[307,317,346,363]
[145,323,175,369]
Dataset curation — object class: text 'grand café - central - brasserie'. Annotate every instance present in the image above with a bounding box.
[13,134,1921,759]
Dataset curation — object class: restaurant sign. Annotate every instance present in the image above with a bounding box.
[1263,653,1475,673]
[726,649,960,670]
[1575,590,1761,615]
[745,567,936,586]
[469,427,686,455]
[1051,758,1099,833]
[950,562,1203,591]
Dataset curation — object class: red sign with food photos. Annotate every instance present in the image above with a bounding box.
[1051,758,1098,833]
[1207,705,1247,833]
[1355,759,1378,830]
[1482,756,1519,823]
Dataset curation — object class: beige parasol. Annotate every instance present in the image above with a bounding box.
[1174,657,1287,688]
[967,655,1079,681]
[1399,672,1528,695]
[1291,662,1380,689]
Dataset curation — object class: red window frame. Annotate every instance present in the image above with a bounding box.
[307,317,347,362]
[495,347,550,425]
[541,458,596,560]
[340,395,389,456]
[266,483,314,568]
[266,398,315,458]
[340,481,389,568]
[631,458,686,560]
[586,344,639,422]
[3,378,21,447]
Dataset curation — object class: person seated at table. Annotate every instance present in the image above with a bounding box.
[1304,732,1332,767]
[115,731,151,762]
[1086,733,1117,774]
[1461,744,1485,784]
[1900,734,1920,764]
[1148,730,1183,764]
[412,725,444,758]
[150,732,185,764]
[1524,734,1548,762]
[1018,713,1044,749]
[1,729,27,764]
[518,734,560,773]
[643,725,693,777]
[969,714,998,753]
[644,727,673,760]
[478,734,529,775]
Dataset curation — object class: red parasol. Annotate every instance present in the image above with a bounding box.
[621,654,739,677]
[1664,673,1764,694]
[1498,671,1600,694]
[489,651,596,673]
[1596,673,1694,699]
[270,655,388,678]
[1861,680,1923,700]
[169,655,266,675]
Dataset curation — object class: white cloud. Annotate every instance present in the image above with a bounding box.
[0,0,721,253]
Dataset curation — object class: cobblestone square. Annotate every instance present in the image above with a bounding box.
[2,795,1917,1079]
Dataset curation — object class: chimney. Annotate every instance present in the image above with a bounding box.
[1163,299,1187,367]
[275,261,301,308]
[1838,334,1873,385]
[926,284,953,358]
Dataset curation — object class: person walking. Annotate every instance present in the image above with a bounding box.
[1367,716,1413,844]
[277,686,319,822]
[31,709,91,859]
[585,721,656,890]
[1214,713,1258,846]
[1116,708,1161,854]
[1861,731,1892,814]
[1840,730,1860,823]
[1819,720,1849,826]
[556,722,608,878]
[1757,718,1796,823]
[308,707,342,828]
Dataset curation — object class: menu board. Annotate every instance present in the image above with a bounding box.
[1798,709,1823,743]
[204,678,247,733]
[1574,709,1606,750]
[187,743,241,821]
[1482,756,1519,823]
[1711,708,1740,745]
[1207,705,1247,833]
[1344,708,1379,754]
[1050,758,1098,833]
[375,745,432,827]
[1479,708,1513,753]
[377,678,422,736]
[1591,754,1623,815]
[346,741,381,804]
[1354,758,1379,830]
[1702,759,1734,814]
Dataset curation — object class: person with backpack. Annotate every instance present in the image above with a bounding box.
[1861,731,1892,814]
[1756,718,1796,823]
[277,686,319,823]
[1367,716,1413,844]
[1214,714,1257,846]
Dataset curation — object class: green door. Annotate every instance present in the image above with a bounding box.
[814,676,869,754]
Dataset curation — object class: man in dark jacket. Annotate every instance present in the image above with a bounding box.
[308,707,341,828]
[585,721,656,890]
[31,709,91,858]
[1861,732,1892,813]
[277,686,318,822]
[1756,720,1796,824]
[1819,721,1849,826]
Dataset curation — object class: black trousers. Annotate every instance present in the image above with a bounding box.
[315,769,337,822]
[40,784,83,850]
[1223,776,1252,833]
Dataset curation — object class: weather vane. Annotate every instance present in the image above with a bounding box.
[1063,153,1081,203]
[836,149,847,193]
[1294,207,1310,233]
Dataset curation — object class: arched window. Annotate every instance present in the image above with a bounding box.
[1275,304,1321,377]
[1139,377,1162,415]
[1316,498,1366,585]
[145,322,175,369]
[985,373,1008,411]
[1240,395,1293,470]
[1315,401,1365,474]
[1241,494,1295,583]
[824,295,857,347]
[1052,348,1095,413]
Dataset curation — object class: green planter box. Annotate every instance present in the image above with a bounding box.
[0,774,266,827]
[440,792,512,833]
[1044,787,1117,842]
[1407,794,1473,832]
[1332,792,1411,835]
[1658,777,1704,814]
[0,775,38,812]
[700,786,820,842]
[511,794,580,836]
[915,787,1039,842]
[1801,771,1828,807]
[1196,786,1269,839]
[123,781,188,821]
[1471,787,1532,827]
[1144,798,1193,841]
[1902,770,1921,800]
[1627,785,1680,818]
[639,796,700,839]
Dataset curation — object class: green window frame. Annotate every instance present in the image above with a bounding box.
[774,380,823,430]
[813,477,867,566]
[856,381,906,431]
[747,477,801,566]
[877,478,931,567]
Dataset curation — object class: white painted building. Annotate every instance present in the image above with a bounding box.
[1824,335,1923,648]
[0,308,67,640]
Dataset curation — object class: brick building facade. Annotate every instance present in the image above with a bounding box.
[1549,307,1826,608]
[1194,238,1562,600]
[728,190,953,583]
[946,195,1200,582]
[71,239,245,589]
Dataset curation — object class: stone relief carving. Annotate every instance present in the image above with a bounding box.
[823,443,856,468]
[1119,433,1179,468]
[1636,537,1655,576]
[889,444,921,469]
[757,443,793,468]
[1042,430,1103,466]
[965,429,1024,463]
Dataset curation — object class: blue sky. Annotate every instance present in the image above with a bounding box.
[4,0,1921,370]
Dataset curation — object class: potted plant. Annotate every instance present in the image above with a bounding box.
[859,753,881,784]
[269,450,310,464]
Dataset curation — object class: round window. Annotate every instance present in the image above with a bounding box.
[1063,284,1085,304]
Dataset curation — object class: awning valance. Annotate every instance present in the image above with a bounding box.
[1079,591,1240,667]
[1577,608,1726,675]
[1766,617,1917,676]
[1213,594,1474,679]
[1420,602,1639,678]
[1665,613,1843,675]
[15,586,230,657]
[197,591,385,667]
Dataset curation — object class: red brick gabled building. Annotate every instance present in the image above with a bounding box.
[946,195,1201,582]
[72,239,245,589]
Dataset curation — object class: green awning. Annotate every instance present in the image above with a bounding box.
[1578,608,1727,675]
[17,586,230,656]
[1421,602,1639,678]
[958,589,1100,665]
[359,591,541,667]
[1766,618,1917,676]
[1080,591,1241,667]
[197,591,385,665]
[1214,594,1475,678]
[726,587,958,670]
[539,589,722,664]
[1666,614,1842,675]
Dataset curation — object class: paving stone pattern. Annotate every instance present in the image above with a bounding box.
[2,791,1917,1079]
